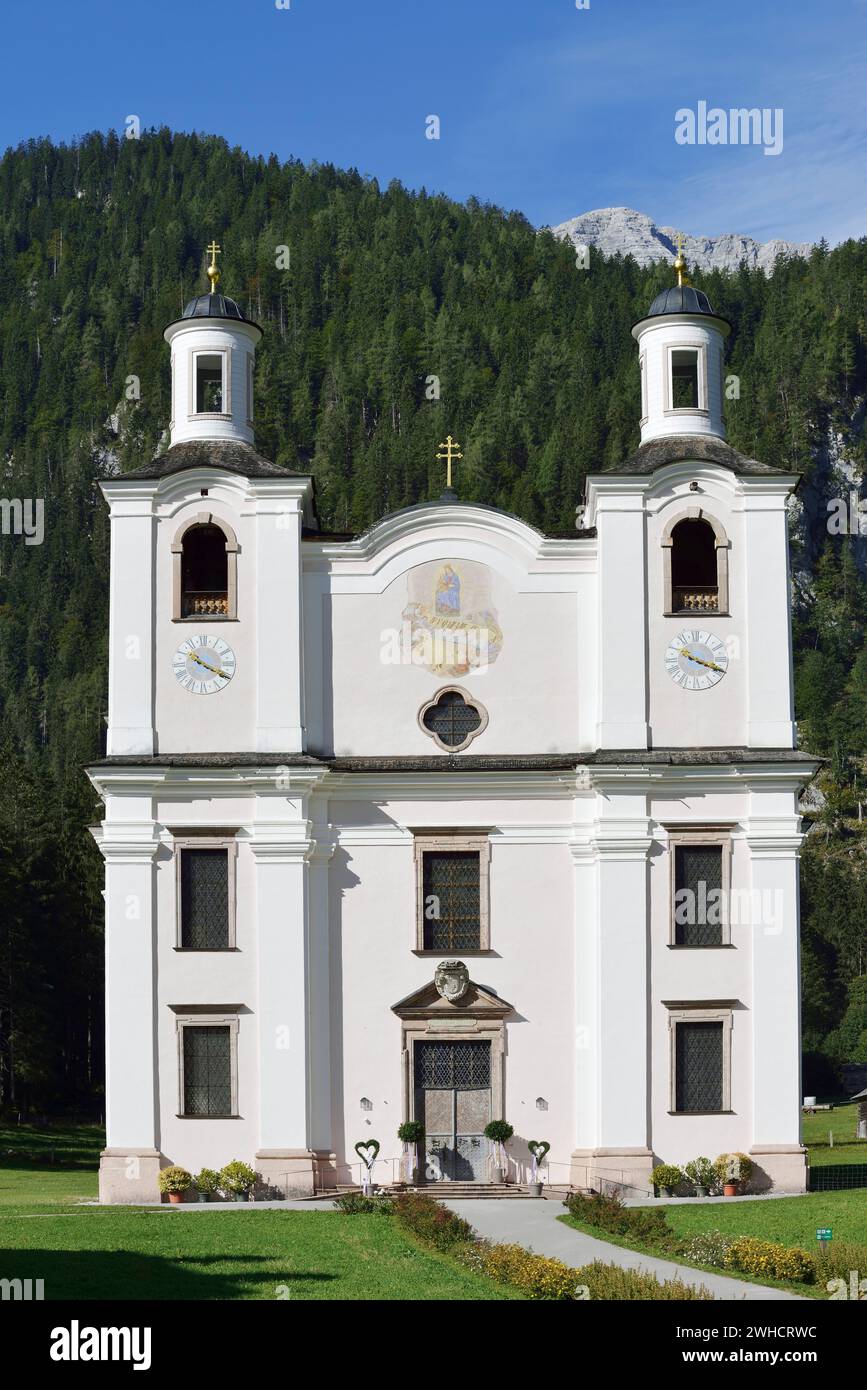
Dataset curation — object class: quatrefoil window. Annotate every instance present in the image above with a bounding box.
[419,687,488,752]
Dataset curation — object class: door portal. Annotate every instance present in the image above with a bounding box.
[414,1040,492,1182]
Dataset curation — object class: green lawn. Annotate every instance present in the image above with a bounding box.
[0,1205,521,1300]
[0,1121,102,1206]
[561,1190,867,1299]
[659,1190,867,1248]
[802,1102,867,1168]
[0,1122,518,1300]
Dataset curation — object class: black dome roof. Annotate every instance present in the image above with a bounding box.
[643,285,727,321]
[181,291,251,322]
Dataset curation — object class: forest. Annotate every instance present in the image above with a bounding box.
[0,128,865,1113]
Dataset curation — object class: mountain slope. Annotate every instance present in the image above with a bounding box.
[549,206,812,274]
[0,131,865,1112]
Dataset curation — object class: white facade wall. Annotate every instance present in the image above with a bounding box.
[164,320,259,447]
[635,313,728,444]
[90,295,814,1204]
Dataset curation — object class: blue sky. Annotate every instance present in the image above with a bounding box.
[3,0,865,245]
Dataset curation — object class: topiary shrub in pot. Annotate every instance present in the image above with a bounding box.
[158,1166,193,1205]
[193,1168,220,1203]
[527,1140,550,1196]
[714,1152,753,1196]
[397,1120,425,1185]
[683,1157,716,1198]
[219,1160,257,1201]
[484,1120,514,1183]
[650,1163,684,1198]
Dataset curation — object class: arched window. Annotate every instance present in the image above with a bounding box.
[171,513,238,620]
[662,509,729,615]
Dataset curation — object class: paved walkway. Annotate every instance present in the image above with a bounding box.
[432,1199,807,1301]
[144,1195,806,1300]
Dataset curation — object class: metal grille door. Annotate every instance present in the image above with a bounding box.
[414,1041,491,1181]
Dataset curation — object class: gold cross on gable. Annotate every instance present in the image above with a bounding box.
[206,239,222,293]
[436,435,463,490]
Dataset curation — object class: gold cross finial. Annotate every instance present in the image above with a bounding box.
[436,435,463,491]
[673,232,689,288]
[206,239,222,294]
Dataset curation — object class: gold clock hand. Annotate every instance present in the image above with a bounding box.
[678,646,724,673]
[191,653,230,680]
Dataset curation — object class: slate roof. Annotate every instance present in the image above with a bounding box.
[88,748,818,772]
[601,433,791,478]
[111,440,311,482]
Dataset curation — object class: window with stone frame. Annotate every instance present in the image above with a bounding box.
[674,843,724,946]
[674,1020,724,1113]
[174,837,237,949]
[181,1025,234,1117]
[413,832,491,952]
[195,353,225,413]
[666,828,732,947]
[671,348,699,409]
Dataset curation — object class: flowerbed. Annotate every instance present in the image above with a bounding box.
[335,1190,714,1301]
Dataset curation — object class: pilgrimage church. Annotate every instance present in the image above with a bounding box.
[88,242,817,1201]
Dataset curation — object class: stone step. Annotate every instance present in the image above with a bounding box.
[313,1183,586,1201]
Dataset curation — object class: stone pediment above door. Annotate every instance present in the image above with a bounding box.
[392,963,513,1021]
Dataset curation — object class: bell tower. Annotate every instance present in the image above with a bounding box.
[163,240,262,448]
[632,239,731,444]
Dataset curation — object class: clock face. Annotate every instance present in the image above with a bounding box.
[172,635,236,694]
[664,629,728,691]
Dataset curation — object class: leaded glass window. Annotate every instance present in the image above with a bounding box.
[422,690,483,750]
[675,1021,723,1113]
[415,1041,491,1090]
[422,851,481,950]
[182,1026,233,1116]
[180,848,229,949]
[674,844,723,946]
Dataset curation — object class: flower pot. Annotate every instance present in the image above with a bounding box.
[196,1192,210,1203]
[167,1191,184,1205]
[529,1181,543,1198]
[723,1182,739,1197]
[694,1185,708,1198]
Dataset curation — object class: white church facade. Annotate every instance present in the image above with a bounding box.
[88,247,817,1203]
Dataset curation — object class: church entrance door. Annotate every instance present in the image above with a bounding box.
[414,1040,491,1182]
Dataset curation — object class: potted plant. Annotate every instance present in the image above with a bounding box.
[193,1168,220,1203]
[484,1120,514,1183]
[219,1160,257,1202]
[683,1156,715,1198]
[527,1140,550,1197]
[354,1140,380,1194]
[158,1165,192,1205]
[714,1152,753,1196]
[397,1121,425,1185]
[650,1163,684,1198]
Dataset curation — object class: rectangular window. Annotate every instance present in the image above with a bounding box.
[671,349,699,409]
[174,835,237,949]
[674,844,723,946]
[666,828,732,947]
[180,848,229,949]
[413,832,491,952]
[422,851,481,951]
[195,353,224,413]
[182,1025,233,1116]
[675,1021,724,1113]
